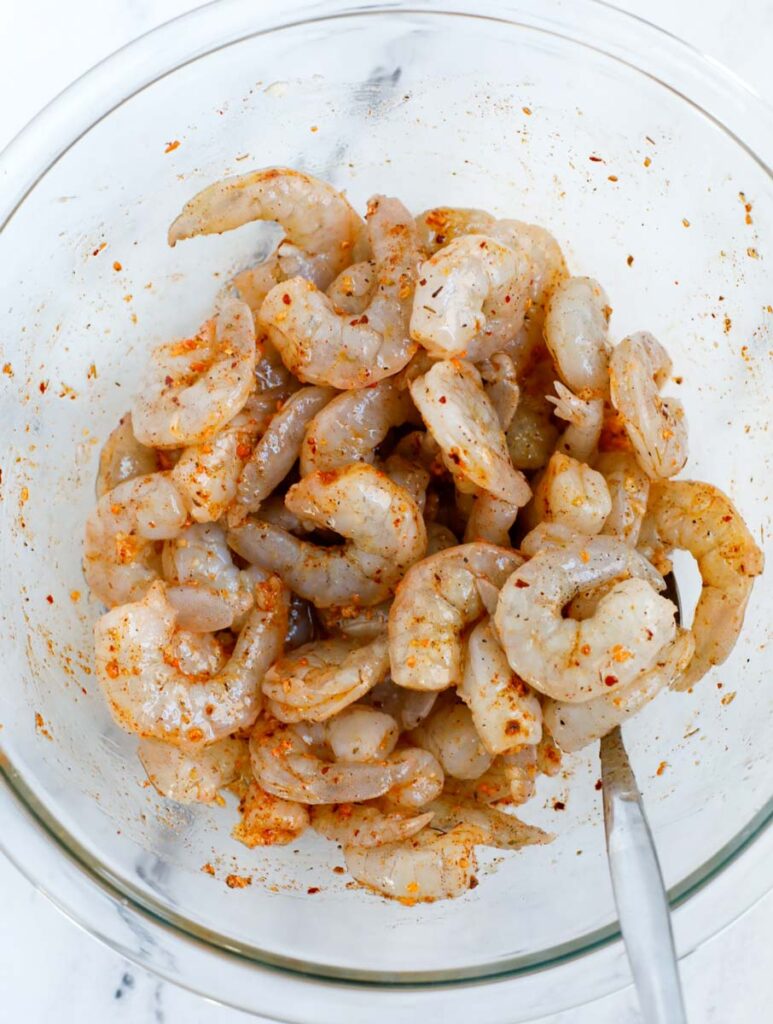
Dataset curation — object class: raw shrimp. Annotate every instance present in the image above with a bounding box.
[94,577,288,743]
[643,480,764,688]
[463,493,519,546]
[495,536,677,702]
[460,617,543,754]
[326,261,376,315]
[410,701,493,780]
[262,635,390,723]
[526,451,612,536]
[318,602,391,641]
[410,359,531,505]
[544,629,695,752]
[138,735,247,803]
[132,300,256,449]
[344,825,480,901]
[84,472,188,607]
[367,680,438,731]
[299,377,414,475]
[410,235,530,361]
[547,382,605,463]
[609,332,688,478]
[415,207,496,254]
[229,464,426,607]
[446,747,536,805]
[426,795,551,849]
[491,220,568,311]
[386,748,445,808]
[260,196,420,388]
[326,704,399,761]
[479,352,520,431]
[426,521,459,555]
[596,450,650,546]
[389,542,523,690]
[96,413,157,498]
[382,454,430,513]
[249,719,412,805]
[168,167,366,288]
[506,392,560,471]
[232,385,335,520]
[311,803,434,848]
[229,255,285,316]
[233,781,310,847]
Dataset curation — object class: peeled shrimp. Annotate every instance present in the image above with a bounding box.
[643,480,764,688]
[344,824,480,901]
[319,602,391,641]
[299,377,414,476]
[262,635,390,723]
[367,680,438,731]
[169,167,366,288]
[479,352,520,431]
[460,618,542,755]
[94,577,288,743]
[233,781,310,847]
[386,747,446,809]
[426,795,551,850]
[491,220,568,311]
[410,701,493,780]
[229,464,426,607]
[596,450,650,546]
[96,413,157,498]
[415,207,496,254]
[410,235,530,361]
[326,260,376,315]
[84,472,188,607]
[311,803,434,848]
[410,359,531,505]
[138,735,247,803]
[544,629,695,752]
[609,332,688,478]
[463,493,519,546]
[326,704,399,761]
[232,385,334,520]
[382,454,430,513]
[527,451,612,536]
[260,195,419,388]
[132,300,256,448]
[426,521,459,555]
[250,719,412,805]
[547,382,605,463]
[495,536,677,702]
[389,542,523,690]
[446,747,536,805]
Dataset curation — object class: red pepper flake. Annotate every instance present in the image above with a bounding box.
[439,395,447,404]
[643,156,652,167]
[514,578,530,589]
[39,380,48,393]
[522,106,532,116]
[626,255,634,267]
[282,293,291,305]
[469,875,479,889]
[2,363,13,377]
[594,779,603,791]
[45,594,54,605]
[332,865,346,875]
[164,140,181,153]
[723,316,732,334]
[34,712,53,740]
[553,800,566,811]
[201,862,216,876]
[307,886,320,895]
[682,218,690,228]
[604,675,618,687]
[589,155,604,163]
[113,261,122,272]
[91,242,107,256]
[87,363,98,380]
[656,761,668,776]
[607,174,618,182]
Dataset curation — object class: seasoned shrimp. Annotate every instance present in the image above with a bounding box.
[386,748,445,808]
[326,260,376,315]
[368,680,438,731]
[410,235,530,361]
[326,704,399,761]
[506,392,560,471]
[231,385,335,521]
[168,167,366,288]
[233,781,310,847]
[426,521,459,555]
[491,220,568,311]
[229,464,426,607]
[299,378,414,475]
[132,300,256,449]
[463,493,519,546]
[596,450,650,546]
[495,536,677,702]
[643,480,764,688]
[96,413,157,498]
[84,472,188,607]
[94,577,288,743]
[311,802,434,848]
[262,635,390,723]
[410,359,531,505]
[319,602,391,641]
[527,451,612,536]
[609,332,688,478]
[415,207,496,254]
[250,719,412,804]
[410,701,493,780]
[260,196,420,388]
[460,617,542,755]
[426,795,551,849]
[382,454,430,513]
[389,542,523,690]
[138,735,247,804]
[544,629,695,752]
[479,352,520,431]
[547,382,605,463]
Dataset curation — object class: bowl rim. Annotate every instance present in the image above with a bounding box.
[1,0,771,1012]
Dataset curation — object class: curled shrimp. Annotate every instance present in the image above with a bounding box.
[168,167,366,288]
[138,735,248,804]
[96,413,157,498]
[426,521,459,555]
[84,472,188,607]
[389,542,523,690]
[260,195,420,388]
[642,480,764,688]
[463,493,519,546]
[460,617,542,755]
[495,536,677,702]
[311,803,434,848]
[426,795,551,850]
[527,451,612,536]
[410,701,493,780]
[326,260,376,315]
[368,680,438,731]
[415,207,496,254]
[319,602,391,641]
[344,824,481,901]
[262,635,390,723]
[609,332,688,478]
[94,577,288,743]
[132,300,256,449]
[233,781,310,847]
[231,385,335,521]
[249,719,412,805]
[300,377,414,475]
[410,235,530,360]
[410,359,531,505]
[479,352,520,431]
[596,451,650,546]
[491,220,568,312]
[228,464,427,608]
[326,704,400,761]
[543,629,695,752]
[386,747,446,808]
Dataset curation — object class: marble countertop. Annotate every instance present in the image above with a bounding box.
[1,1,771,1021]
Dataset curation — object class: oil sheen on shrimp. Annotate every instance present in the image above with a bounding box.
[311,802,434,848]
[96,412,157,498]
[138,735,248,803]
[526,451,612,536]
[409,701,493,780]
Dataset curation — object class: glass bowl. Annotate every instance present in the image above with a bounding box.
[0,1,771,1020]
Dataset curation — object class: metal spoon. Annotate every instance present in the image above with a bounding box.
[599,573,687,1024]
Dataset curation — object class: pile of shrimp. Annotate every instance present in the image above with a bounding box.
[86,167,763,903]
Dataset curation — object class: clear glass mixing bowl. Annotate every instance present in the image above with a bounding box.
[0,1,771,1020]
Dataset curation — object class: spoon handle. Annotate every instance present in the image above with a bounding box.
[600,726,687,1024]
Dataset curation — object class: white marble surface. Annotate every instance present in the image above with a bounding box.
[1,1,771,1021]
